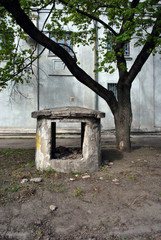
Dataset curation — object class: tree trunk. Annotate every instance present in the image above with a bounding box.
[114,82,132,152]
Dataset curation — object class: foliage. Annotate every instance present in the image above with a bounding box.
[0,0,161,90]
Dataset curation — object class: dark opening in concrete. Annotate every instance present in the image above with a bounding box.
[50,122,85,159]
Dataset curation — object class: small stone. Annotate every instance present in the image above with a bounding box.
[30,177,42,183]
[99,177,103,180]
[21,178,28,184]
[82,174,90,179]
[109,162,114,166]
[49,205,57,211]
[131,161,134,164]
[112,178,119,182]
[70,178,75,181]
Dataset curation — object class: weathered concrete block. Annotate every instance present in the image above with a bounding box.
[32,107,105,173]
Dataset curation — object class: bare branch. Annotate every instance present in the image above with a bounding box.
[3,47,46,84]
[41,2,55,32]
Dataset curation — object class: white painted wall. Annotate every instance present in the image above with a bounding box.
[0,9,161,132]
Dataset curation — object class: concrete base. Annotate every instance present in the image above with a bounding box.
[32,107,105,173]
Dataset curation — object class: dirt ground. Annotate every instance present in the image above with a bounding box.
[0,135,161,240]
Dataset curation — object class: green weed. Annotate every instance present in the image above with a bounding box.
[28,161,35,168]
[126,174,136,180]
[72,188,83,197]
[100,165,109,171]
[106,174,112,180]
[42,168,56,178]
[47,182,66,193]
[0,180,8,185]
[11,185,20,192]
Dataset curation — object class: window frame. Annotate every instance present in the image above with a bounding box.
[49,33,73,55]
[107,83,118,100]
[107,33,130,57]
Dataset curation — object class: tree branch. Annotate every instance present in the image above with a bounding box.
[1,47,46,84]
[127,15,161,84]
[115,0,140,79]
[25,0,55,12]
[0,0,118,114]
[130,0,140,8]
[41,2,55,32]
[59,0,118,36]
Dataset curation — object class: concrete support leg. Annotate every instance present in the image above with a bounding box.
[35,119,51,170]
[82,119,101,171]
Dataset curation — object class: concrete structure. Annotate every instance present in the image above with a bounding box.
[32,107,105,173]
[0,7,161,133]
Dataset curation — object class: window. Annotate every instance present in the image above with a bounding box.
[49,33,73,54]
[0,32,14,53]
[123,43,130,56]
[107,34,130,56]
[108,83,117,100]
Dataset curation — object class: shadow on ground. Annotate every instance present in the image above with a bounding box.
[101,149,123,164]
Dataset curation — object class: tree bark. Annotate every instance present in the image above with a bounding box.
[114,82,132,152]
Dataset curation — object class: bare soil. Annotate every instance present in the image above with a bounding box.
[0,136,161,240]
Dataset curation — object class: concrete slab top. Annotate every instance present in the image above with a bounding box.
[32,106,105,119]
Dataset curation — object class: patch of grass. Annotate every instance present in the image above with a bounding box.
[0,186,8,192]
[0,148,37,205]
[69,172,81,179]
[11,185,20,192]
[0,180,8,185]
[106,174,112,180]
[72,188,83,197]
[99,165,109,171]
[28,161,35,168]
[126,174,136,180]
[0,148,27,157]
[47,182,67,193]
[0,187,8,200]
[56,182,66,192]
[43,168,56,178]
